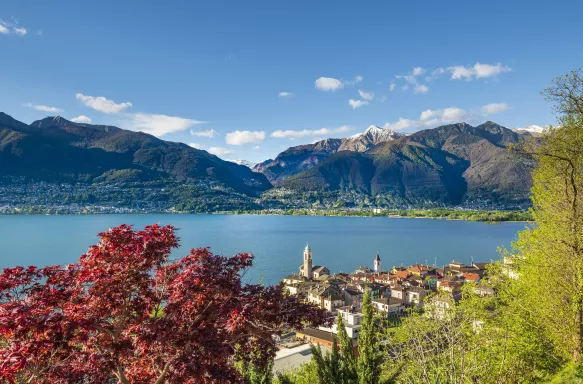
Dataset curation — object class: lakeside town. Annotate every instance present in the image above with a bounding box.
[0,178,531,216]
[273,244,501,373]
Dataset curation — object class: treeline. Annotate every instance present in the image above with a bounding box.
[225,208,532,222]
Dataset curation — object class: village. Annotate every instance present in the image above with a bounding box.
[274,244,496,372]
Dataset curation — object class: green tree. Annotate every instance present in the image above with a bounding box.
[357,291,381,384]
[236,356,274,384]
[337,313,358,383]
[504,69,583,363]
[309,314,357,384]
[275,361,319,384]
[311,343,342,384]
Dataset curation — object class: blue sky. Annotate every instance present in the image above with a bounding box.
[1,0,582,162]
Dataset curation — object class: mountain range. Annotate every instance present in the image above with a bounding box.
[0,111,536,210]
[260,122,535,208]
[0,113,271,196]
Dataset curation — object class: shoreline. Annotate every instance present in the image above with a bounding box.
[0,208,533,223]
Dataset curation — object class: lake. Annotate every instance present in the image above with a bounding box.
[0,214,527,284]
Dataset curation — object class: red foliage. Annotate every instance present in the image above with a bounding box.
[0,224,330,383]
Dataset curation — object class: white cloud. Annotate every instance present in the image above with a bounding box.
[225,130,265,145]
[344,76,364,86]
[448,66,474,80]
[188,143,234,158]
[23,103,64,113]
[358,89,374,101]
[385,107,468,131]
[71,115,92,124]
[396,75,417,84]
[315,75,363,91]
[279,92,294,97]
[425,68,446,82]
[208,147,234,158]
[448,62,511,81]
[190,128,217,138]
[441,107,467,122]
[349,99,369,109]
[76,93,133,114]
[253,145,261,150]
[396,67,427,85]
[315,77,344,91]
[383,102,510,133]
[0,19,29,37]
[474,63,512,78]
[383,118,418,130]
[13,27,27,36]
[125,113,205,136]
[482,103,510,115]
[412,67,426,76]
[419,109,441,122]
[389,84,396,91]
[414,84,429,94]
[271,125,352,140]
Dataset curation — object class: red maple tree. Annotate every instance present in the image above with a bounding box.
[0,224,330,383]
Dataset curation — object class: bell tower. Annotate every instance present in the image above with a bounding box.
[374,253,381,273]
[303,244,313,279]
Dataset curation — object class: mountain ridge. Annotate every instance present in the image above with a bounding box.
[0,112,536,210]
[253,125,404,184]
[270,121,533,208]
[0,113,271,195]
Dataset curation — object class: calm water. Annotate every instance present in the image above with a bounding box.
[0,214,526,285]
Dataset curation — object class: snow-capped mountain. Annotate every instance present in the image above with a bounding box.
[230,160,257,168]
[339,125,405,152]
[513,125,548,134]
[253,124,407,184]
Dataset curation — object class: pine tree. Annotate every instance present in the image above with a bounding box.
[337,313,357,383]
[311,344,329,384]
[357,291,382,384]
[328,338,343,384]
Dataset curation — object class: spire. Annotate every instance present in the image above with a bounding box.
[374,252,381,261]
[305,242,310,251]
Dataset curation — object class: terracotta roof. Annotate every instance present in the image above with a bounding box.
[395,271,410,279]
[462,272,480,281]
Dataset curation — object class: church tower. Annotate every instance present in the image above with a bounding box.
[374,253,381,273]
[303,244,313,279]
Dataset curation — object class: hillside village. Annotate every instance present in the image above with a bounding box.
[275,245,495,371]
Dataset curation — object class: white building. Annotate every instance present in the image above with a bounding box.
[318,305,363,339]
[372,297,405,315]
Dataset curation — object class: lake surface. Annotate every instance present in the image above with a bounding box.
[0,214,527,285]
